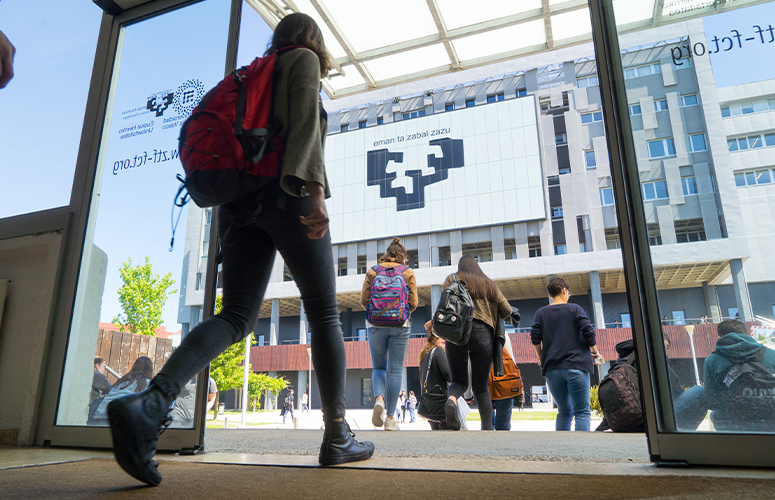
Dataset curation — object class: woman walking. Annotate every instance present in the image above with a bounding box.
[426,255,513,430]
[418,333,451,430]
[531,276,602,431]
[361,238,418,431]
[92,357,153,426]
[106,13,373,486]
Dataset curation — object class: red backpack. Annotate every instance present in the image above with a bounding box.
[178,46,305,208]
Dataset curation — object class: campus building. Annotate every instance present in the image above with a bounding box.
[175,26,775,410]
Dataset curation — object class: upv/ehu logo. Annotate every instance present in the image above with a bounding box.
[145,79,205,117]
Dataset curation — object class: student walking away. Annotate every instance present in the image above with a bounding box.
[703,319,775,432]
[407,391,418,423]
[361,238,418,431]
[531,276,602,432]
[302,391,309,412]
[88,358,113,425]
[106,13,374,486]
[397,390,407,422]
[283,389,296,423]
[426,255,513,431]
[490,328,524,431]
[0,29,15,88]
[92,357,153,426]
[418,333,451,429]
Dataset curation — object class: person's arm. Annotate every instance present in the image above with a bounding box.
[530,313,543,364]
[94,372,113,395]
[0,30,15,89]
[435,348,452,384]
[496,291,512,320]
[575,305,601,359]
[405,269,419,312]
[299,181,328,239]
[206,393,216,412]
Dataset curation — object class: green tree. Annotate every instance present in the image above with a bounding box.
[112,256,177,336]
[247,372,288,411]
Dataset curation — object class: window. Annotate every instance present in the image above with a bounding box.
[195,272,202,291]
[402,109,425,120]
[672,311,686,325]
[377,116,383,125]
[606,228,621,249]
[729,135,767,151]
[358,120,367,129]
[579,242,586,253]
[629,104,642,115]
[445,102,454,111]
[688,133,707,152]
[647,138,676,158]
[581,111,603,124]
[642,180,669,200]
[654,99,668,111]
[555,133,567,145]
[721,97,775,117]
[648,223,662,246]
[487,93,505,103]
[516,88,527,97]
[682,176,698,195]
[357,255,367,275]
[728,308,739,319]
[357,328,367,342]
[558,166,571,175]
[361,379,373,407]
[623,62,661,79]
[599,187,614,206]
[766,133,775,146]
[465,98,475,108]
[528,236,542,258]
[283,263,294,282]
[336,257,347,277]
[675,219,707,243]
[547,175,560,186]
[340,123,349,132]
[576,75,598,88]
[681,94,699,106]
[554,244,567,255]
[551,206,564,219]
[735,169,773,186]
[620,313,632,328]
[585,150,596,168]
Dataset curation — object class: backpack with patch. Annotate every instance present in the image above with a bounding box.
[178,46,306,208]
[489,347,523,401]
[598,353,644,432]
[432,274,474,346]
[717,347,775,423]
[366,265,411,327]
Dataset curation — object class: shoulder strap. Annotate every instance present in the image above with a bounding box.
[424,347,437,391]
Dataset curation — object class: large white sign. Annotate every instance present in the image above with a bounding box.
[325,96,545,244]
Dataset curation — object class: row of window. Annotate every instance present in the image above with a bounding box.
[734,168,775,187]
[721,97,775,117]
[598,176,701,205]
[727,133,775,151]
[576,58,691,90]
[647,133,707,158]
[628,94,698,116]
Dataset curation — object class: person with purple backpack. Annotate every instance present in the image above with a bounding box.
[360,238,418,431]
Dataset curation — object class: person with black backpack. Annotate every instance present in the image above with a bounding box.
[425,255,513,431]
[360,238,418,431]
[703,319,775,431]
[105,13,374,486]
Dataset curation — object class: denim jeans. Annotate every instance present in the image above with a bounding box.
[153,182,347,420]
[368,326,410,416]
[492,398,513,431]
[674,385,708,431]
[408,406,416,422]
[545,369,591,431]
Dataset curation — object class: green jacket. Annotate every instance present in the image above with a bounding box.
[272,47,330,199]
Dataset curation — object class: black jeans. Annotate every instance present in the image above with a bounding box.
[445,319,494,430]
[153,182,347,420]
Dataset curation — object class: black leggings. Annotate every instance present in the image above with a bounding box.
[153,182,347,420]
[445,319,494,430]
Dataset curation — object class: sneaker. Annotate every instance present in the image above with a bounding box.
[371,399,386,427]
[107,385,172,486]
[445,398,461,431]
[319,419,375,465]
[384,419,400,431]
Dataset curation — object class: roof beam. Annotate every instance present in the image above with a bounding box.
[426,0,460,70]
[652,0,664,26]
[308,0,377,88]
[542,0,554,50]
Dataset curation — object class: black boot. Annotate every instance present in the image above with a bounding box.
[107,384,172,486]
[319,419,375,465]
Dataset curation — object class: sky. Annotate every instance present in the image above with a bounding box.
[0,0,273,329]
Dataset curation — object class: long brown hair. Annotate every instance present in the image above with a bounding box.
[418,332,438,363]
[114,356,153,392]
[456,255,499,301]
[265,13,333,77]
[379,237,406,264]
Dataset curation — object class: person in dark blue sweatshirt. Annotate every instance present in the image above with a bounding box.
[531,276,602,431]
[703,319,775,432]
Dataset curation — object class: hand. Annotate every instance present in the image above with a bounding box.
[0,30,15,89]
[424,320,433,333]
[299,181,329,239]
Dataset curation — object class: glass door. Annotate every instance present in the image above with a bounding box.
[49,0,238,450]
[590,0,775,466]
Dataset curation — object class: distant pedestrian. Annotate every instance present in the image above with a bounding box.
[93,357,153,426]
[88,358,113,425]
[283,389,295,423]
[397,390,406,421]
[662,315,669,326]
[302,391,309,412]
[407,391,418,423]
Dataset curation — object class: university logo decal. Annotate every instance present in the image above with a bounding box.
[366,138,464,211]
[173,79,206,116]
[146,91,174,117]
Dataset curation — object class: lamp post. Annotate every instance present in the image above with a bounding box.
[685,325,701,386]
[307,347,312,419]
[241,334,251,426]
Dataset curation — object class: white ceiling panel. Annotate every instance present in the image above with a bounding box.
[437,0,542,31]
[551,9,592,41]
[363,43,451,82]
[293,0,348,59]
[325,65,367,90]
[452,20,546,62]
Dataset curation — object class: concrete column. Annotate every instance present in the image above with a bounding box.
[431,285,442,311]
[450,231,463,266]
[418,235,431,268]
[267,371,277,410]
[491,226,505,261]
[431,246,440,267]
[514,223,529,259]
[343,308,353,339]
[347,243,357,276]
[299,301,307,344]
[589,271,606,329]
[730,259,753,321]
[269,299,280,346]
[702,281,721,323]
[366,240,378,267]
[297,370,307,409]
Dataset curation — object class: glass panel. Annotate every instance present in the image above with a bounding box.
[615,0,775,436]
[56,0,232,428]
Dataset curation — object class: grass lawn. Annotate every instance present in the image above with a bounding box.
[465,410,563,421]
